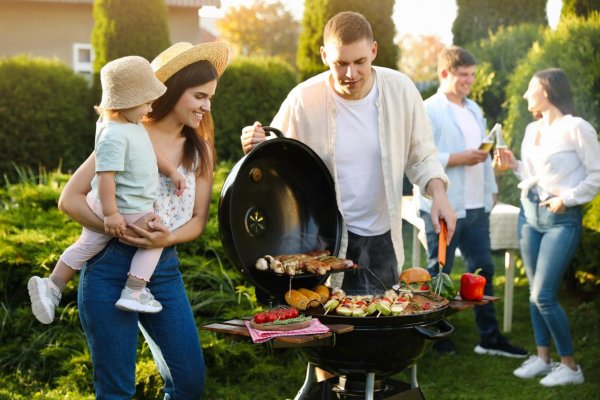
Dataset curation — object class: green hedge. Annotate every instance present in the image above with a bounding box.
[212,56,297,162]
[0,55,96,182]
[470,23,545,126]
[504,13,600,158]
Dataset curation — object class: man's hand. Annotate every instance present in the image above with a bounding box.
[454,149,489,166]
[169,171,187,196]
[426,178,457,243]
[241,121,267,155]
[104,212,126,237]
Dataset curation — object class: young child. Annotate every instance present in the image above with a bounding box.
[28,55,184,323]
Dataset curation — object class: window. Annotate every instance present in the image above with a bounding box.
[73,43,94,75]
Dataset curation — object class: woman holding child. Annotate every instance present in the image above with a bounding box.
[58,42,228,399]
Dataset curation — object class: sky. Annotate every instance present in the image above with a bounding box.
[203,0,564,45]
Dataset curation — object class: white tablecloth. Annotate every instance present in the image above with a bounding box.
[490,203,520,250]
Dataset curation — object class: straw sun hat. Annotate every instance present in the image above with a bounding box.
[151,41,229,83]
[99,55,167,110]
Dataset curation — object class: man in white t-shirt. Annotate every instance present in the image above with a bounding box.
[420,46,526,358]
[241,12,456,295]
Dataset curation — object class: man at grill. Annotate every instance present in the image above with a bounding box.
[418,46,527,358]
[241,11,455,296]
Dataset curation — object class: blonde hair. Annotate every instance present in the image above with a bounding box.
[323,11,373,46]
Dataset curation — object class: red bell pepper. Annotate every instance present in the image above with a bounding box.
[460,268,486,301]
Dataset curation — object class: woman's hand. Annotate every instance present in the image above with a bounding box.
[493,148,517,172]
[540,197,566,213]
[120,220,173,249]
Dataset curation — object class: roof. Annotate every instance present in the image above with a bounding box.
[0,0,221,7]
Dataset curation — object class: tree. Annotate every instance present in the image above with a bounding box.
[297,0,398,80]
[561,0,600,18]
[91,0,171,100]
[216,0,300,67]
[452,0,547,46]
[398,34,446,83]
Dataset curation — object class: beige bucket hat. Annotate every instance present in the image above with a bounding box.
[151,41,229,83]
[99,55,167,110]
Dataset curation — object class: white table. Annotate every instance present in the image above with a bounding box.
[489,203,520,333]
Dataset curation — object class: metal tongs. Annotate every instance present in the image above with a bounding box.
[434,220,448,295]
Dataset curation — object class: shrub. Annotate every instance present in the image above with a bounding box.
[0,56,95,182]
[504,13,600,157]
[211,57,297,162]
[470,24,545,125]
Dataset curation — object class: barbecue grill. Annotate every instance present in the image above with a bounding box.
[218,128,454,399]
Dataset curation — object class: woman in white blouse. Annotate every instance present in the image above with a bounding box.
[495,68,600,387]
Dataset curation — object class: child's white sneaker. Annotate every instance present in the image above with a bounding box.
[513,355,554,378]
[115,287,162,313]
[539,363,584,387]
[28,276,62,324]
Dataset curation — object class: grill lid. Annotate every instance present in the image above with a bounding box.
[218,127,343,302]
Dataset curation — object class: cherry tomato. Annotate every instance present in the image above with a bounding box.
[266,312,278,322]
[421,285,430,291]
[254,313,267,324]
[289,307,299,318]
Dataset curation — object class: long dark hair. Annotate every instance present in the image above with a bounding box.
[533,68,577,117]
[147,60,218,178]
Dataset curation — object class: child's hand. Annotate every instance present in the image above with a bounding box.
[104,212,126,237]
[169,171,187,196]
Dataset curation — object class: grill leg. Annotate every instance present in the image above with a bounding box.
[410,364,419,388]
[294,362,316,400]
[365,372,375,400]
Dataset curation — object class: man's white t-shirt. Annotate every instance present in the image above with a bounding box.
[449,102,484,209]
[331,80,390,236]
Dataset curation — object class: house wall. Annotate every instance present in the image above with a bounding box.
[169,7,201,44]
[0,1,93,67]
[0,1,201,69]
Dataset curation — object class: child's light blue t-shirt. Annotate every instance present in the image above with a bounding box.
[91,119,158,214]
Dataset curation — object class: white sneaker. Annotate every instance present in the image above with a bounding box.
[539,363,584,387]
[513,356,553,378]
[28,276,62,324]
[115,287,162,313]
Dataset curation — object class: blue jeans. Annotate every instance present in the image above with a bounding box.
[519,191,582,356]
[421,208,499,341]
[78,240,205,399]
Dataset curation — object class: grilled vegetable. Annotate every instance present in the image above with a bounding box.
[297,288,322,307]
[430,272,457,300]
[313,284,330,304]
[284,289,310,310]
